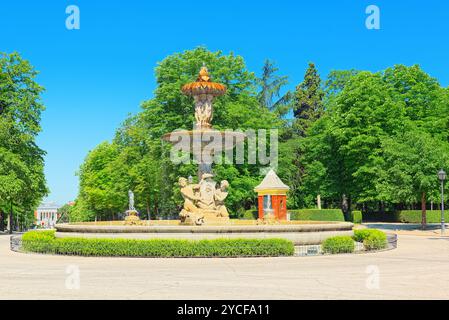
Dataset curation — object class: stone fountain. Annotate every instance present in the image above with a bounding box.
[124,190,140,225]
[163,65,245,225]
[55,64,354,245]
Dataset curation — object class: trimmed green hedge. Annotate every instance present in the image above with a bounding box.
[348,211,363,224]
[353,229,387,251]
[322,236,355,254]
[288,209,345,222]
[397,210,449,223]
[21,231,294,257]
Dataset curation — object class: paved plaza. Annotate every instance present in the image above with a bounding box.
[1,232,449,300]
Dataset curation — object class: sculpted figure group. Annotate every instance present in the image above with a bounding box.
[179,173,229,225]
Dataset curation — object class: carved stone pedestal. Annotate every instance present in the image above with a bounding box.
[125,210,140,225]
[201,210,230,225]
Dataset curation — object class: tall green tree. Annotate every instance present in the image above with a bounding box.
[0,52,48,232]
[77,142,125,220]
[293,62,325,136]
[378,126,449,228]
[257,59,290,114]
[278,63,326,208]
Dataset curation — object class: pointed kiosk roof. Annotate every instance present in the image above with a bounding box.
[254,169,290,194]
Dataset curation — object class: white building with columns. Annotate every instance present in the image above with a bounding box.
[35,202,61,228]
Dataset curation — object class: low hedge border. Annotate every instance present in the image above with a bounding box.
[397,210,449,223]
[242,208,346,222]
[21,231,295,257]
[288,209,345,222]
[362,210,448,223]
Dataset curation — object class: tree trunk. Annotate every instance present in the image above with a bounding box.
[8,202,13,234]
[421,191,427,230]
[317,194,321,210]
[380,201,385,214]
[146,199,150,220]
[154,197,159,217]
[341,194,350,220]
[0,210,4,231]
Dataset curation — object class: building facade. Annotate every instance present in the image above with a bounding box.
[34,202,61,228]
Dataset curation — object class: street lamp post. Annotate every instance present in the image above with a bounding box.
[438,169,446,235]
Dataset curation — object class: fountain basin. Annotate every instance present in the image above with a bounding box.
[55,221,353,245]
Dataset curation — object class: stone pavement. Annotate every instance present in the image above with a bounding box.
[1,233,449,300]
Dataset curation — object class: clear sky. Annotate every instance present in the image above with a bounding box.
[1,0,448,205]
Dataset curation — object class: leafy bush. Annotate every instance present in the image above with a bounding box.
[288,209,345,222]
[397,210,449,223]
[353,229,382,242]
[353,229,387,251]
[348,211,363,224]
[321,236,355,254]
[363,234,387,251]
[21,231,294,257]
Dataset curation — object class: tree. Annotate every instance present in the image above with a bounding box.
[303,71,407,217]
[257,59,290,114]
[324,69,360,97]
[303,65,449,218]
[293,62,325,136]
[77,142,126,220]
[0,52,48,232]
[382,65,449,140]
[378,126,449,228]
[57,204,72,223]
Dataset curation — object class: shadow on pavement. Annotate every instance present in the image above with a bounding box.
[365,223,446,231]
[427,237,449,241]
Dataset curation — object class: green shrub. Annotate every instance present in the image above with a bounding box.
[321,236,355,254]
[353,229,387,251]
[397,210,449,223]
[363,234,387,251]
[21,231,294,257]
[241,209,258,220]
[348,211,363,224]
[353,229,383,242]
[288,209,345,222]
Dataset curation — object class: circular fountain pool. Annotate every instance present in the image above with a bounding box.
[55,220,353,245]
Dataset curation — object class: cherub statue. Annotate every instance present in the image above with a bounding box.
[178,177,203,225]
[214,180,229,217]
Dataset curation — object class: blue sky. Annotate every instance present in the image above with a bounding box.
[1,0,448,205]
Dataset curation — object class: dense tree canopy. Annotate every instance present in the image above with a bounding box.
[301,66,449,225]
